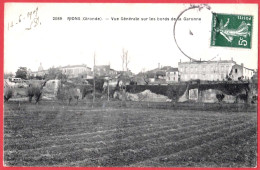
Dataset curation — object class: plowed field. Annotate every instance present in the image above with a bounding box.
[4,102,257,167]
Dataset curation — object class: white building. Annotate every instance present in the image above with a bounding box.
[178,59,254,82]
[61,64,92,78]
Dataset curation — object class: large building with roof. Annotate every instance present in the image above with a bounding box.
[60,64,92,78]
[178,59,255,82]
[94,65,118,77]
[28,63,92,79]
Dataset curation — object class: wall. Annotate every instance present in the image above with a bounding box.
[178,61,235,81]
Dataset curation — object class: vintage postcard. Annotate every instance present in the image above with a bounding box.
[3,3,258,167]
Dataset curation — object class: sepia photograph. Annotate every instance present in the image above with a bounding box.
[3,3,258,167]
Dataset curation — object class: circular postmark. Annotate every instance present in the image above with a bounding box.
[173,4,213,62]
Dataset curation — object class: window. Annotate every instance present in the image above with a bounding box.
[235,69,237,73]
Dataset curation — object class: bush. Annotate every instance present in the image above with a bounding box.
[4,88,13,102]
[34,87,42,104]
[216,93,225,103]
[87,78,105,92]
[81,85,93,99]
[166,86,179,101]
[57,85,68,101]
[236,94,248,103]
[27,87,34,102]
[27,86,42,103]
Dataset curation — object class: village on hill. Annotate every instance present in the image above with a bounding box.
[4,57,258,105]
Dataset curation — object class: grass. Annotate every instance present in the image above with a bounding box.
[3,101,257,167]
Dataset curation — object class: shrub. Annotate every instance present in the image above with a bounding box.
[87,78,105,92]
[27,86,42,103]
[216,93,225,103]
[166,86,179,101]
[81,85,93,99]
[27,87,34,102]
[57,85,68,101]
[236,94,248,103]
[4,88,13,102]
[34,87,42,104]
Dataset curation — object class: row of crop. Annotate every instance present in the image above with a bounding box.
[138,125,256,167]
[65,118,250,167]
[4,115,208,152]
[4,118,247,166]
[4,107,239,149]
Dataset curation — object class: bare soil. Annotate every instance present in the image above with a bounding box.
[3,101,257,167]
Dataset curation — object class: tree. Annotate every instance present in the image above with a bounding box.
[15,67,27,79]
[121,49,130,72]
[46,67,62,80]
[120,49,130,106]
[166,86,179,101]
[4,88,13,102]
[27,87,35,103]
[27,86,42,103]
[216,93,225,103]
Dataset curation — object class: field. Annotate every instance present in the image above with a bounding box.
[4,101,257,167]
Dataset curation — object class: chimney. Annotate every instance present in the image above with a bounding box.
[180,59,181,63]
[158,63,160,69]
[241,63,244,68]
[231,57,233,61]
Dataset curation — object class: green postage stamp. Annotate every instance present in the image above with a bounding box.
[211,13,253,48]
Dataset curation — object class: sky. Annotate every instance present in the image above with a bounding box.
[4,3,258,74]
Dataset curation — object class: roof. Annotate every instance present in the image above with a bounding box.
[233,64,255,71]
[62,64,90,69]
[156,70,166,76]
[95,65,110,69]
[178,60,236,65]
[166,67,178,72]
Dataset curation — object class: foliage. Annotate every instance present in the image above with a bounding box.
[45,67,68,84]
[56,85,68,101]
[15,67,27,79]
[27,86,42,103]
[46,67,61,80]
[87,78,105,92]
[35,75,44,80]
[57,84,81,105]
[236,94,248,103]
[166,86,180,101]
[27,87,34,102]
[4,88,13,102]
[81,85,93,99]
[216,93,225,103]
[34,87,42,104]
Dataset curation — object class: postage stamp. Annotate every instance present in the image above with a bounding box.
[211,13,253,48]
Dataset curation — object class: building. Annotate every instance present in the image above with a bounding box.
[165,67,179,83]
[230,63,255,81]
[94,65,118,77]
[178,59,255,82]
[61,64,92,78]
[28,63,48,78]
[28,63,92,79]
